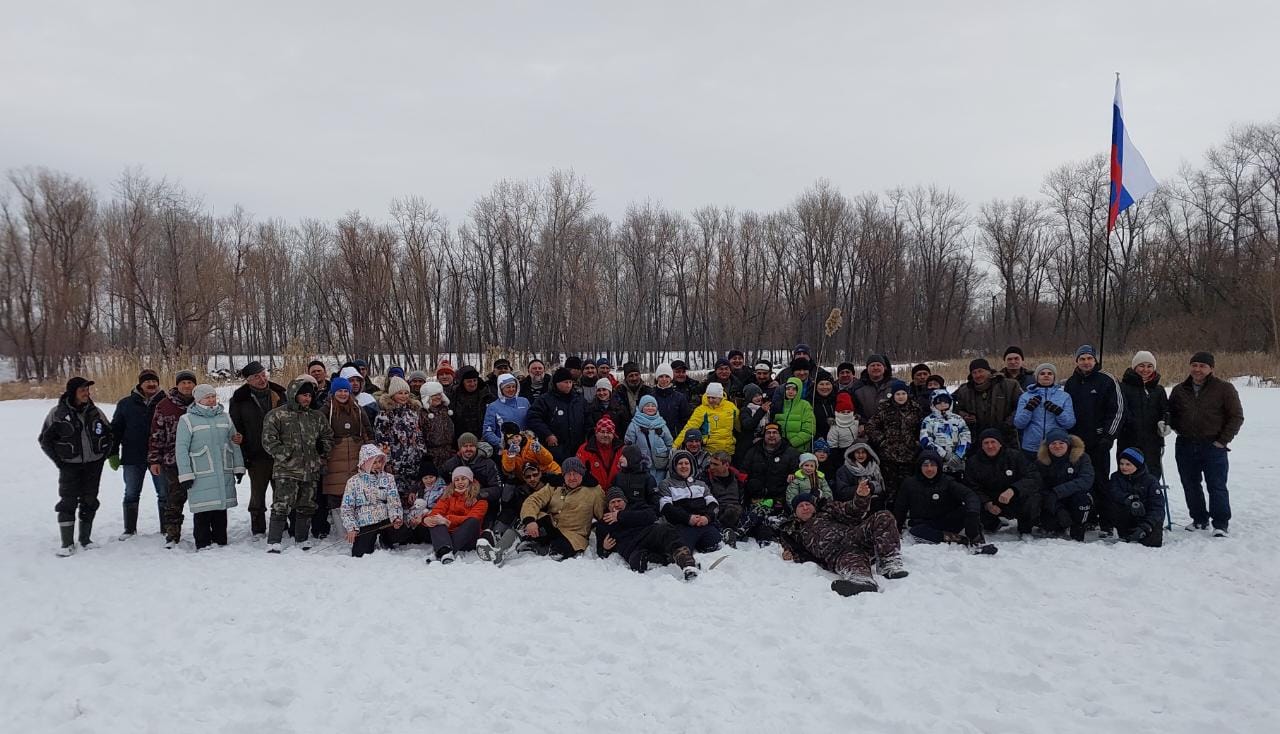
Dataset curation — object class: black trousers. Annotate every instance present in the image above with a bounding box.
[1084,441,1113,529]
[980,490,1042,535]
[623,524,694,572]
[528,516,579,557]
[309,488,338,537]
[351,524,400,557]
[192,510,229,548]
[907,506,982,543]
[429,517,482,556]
[55,460,105,522]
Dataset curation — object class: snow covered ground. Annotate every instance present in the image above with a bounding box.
[1,386,1276,733]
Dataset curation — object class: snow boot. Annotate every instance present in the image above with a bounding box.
[266,543,283,554]
[1213,527,1230,538]
[683,566,699,581]
[119,502,139,540]
[57,521,76,556]
[267,516,287,544]
[1185,521,1209,531]
[78,515,96,550]
[970,543,999,555]
[722,528,739,548]
[831,575,878,596]
[437,548,456,565]
[294,518,312,550]
[878,553,909,579]
[1069,525,1086,542]
[493,529,519,566]
[476,537,496,563]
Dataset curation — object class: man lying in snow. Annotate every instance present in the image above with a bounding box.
[779,483,907,596]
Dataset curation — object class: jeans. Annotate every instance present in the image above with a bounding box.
[122,464,168,525]
[1175,438,1231,529]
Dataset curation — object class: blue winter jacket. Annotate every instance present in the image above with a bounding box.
[1013,384,1076,453]
[175,402,245,513]
[482,393,530,447]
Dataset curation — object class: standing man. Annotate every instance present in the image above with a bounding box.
[853,354,894,423]
[307,360,331,409]
[615,362,651,421]
[261,379,334,552]
[39,377,115,555]
[229,361,286,538]
[519,359,551,400]
[670,359,701,400]
[952,358,1023,447]
[526,367,589,463]
[110,368,167,538]
[1168,352,1244,536]
[727,350,753,392]
[1063,345,1124,535]
[149,369,197,548]
[1001,347,1036,389]
[906,363,934,417]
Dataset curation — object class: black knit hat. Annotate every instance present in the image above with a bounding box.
[978,428,1004,445]
[1190,351,1215,368]
[552,367,574,384]
[564,356,583,370]
[968,358,992,374]
[1004,346,1024,359]
[911,363,930,376]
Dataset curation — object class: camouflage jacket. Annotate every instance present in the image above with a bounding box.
[147,388,194,467]
[780,493,877,565]
[864,398,923,464]
[261,379,334,481]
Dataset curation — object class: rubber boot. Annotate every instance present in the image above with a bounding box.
[251,510,267,537]
[78,514,95,549]
[294,515,312,550]
[267,516,287,545]
[58,520,76,556]
[121,502,139,538]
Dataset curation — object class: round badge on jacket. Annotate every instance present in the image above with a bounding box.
[931,493,940,500]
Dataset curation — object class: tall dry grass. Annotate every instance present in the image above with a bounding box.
[6,348,1279,402]
[0,340,325,403]
[907,351,1280,386]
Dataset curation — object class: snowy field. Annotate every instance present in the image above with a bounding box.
[1,386,1276,733]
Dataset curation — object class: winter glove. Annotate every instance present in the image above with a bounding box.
[107,454,121,471]
[1124,523,1150,543]
[1023,395,1042,411]
[919,436,931,450]
[1044,402,1062,416]
[1157,420,1171,437]
[1127,495,1146,518]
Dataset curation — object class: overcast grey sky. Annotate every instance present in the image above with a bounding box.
[3,1,1278,223]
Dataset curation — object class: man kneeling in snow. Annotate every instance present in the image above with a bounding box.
[597,487,699,580]
[779,486,907,596]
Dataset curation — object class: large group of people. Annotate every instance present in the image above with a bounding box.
[37,343,1245,596]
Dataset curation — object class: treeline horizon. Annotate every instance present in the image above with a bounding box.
[2,114,1279,381]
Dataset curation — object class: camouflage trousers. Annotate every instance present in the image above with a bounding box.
[161,467,186,543]
[270,477,318,520]
[824,510,900,579]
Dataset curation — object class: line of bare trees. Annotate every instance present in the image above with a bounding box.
[3,115,1279,382]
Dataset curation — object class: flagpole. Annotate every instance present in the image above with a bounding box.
[1100,71,1119,364]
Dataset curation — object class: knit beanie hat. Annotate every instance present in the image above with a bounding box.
[911,363,931,377]
[595,416,616,435]
[799,452,818,467]
[790,492,816,512]
[656,363,674,379]
[457,432,479,447]
[329,376,352,394]
[1045,428,1072,445]
[1074,344,1097,360]
[968,358,992,374]
[138,369,160,384]
[408,370,429,382]
[742,384,763,400]
[387,376,410,396]
[176,369,198,385]
[1130,351,1157,370]
[888,379,909,395]
[339,366,360,380]
[561,456,587,476]
[1035,363,1057,378]
[812,438,830,453]
[605,487,626,504]
[866,354,889,369]
[552,367,574,384]
[1004,346,1024,359]
[452,465,474,481]
[192,384,216,402]
[595,378,613,393]
[705,382,725,398]
[835,392,855,412]
[978,428,1004,445]
[1119,447,1146,467]
[1190,351,1215,368]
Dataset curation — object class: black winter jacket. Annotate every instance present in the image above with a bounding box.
[39,395,114,465]
[111,386,163,466]
[527,388,589,462]
[229,381,287,466]
[963,446,1039,505]
[893,468,980,527]
[740,441,801,507]
[1117,369,1169,464]
[1064,368,1124,449]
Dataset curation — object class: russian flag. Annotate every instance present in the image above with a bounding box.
[1108,76,1158,233]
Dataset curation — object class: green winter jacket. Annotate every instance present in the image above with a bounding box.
[176,401,245,512]
[785,469,833,506]
[777,377,816,450]
[262,379,334,482]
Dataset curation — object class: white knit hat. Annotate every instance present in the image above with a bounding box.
[705,382,725,398]
[339,366,360,380]
[655,364,674,379]
[421,380,450,406]
[595,378,613,392]
[1131,350,1157,370]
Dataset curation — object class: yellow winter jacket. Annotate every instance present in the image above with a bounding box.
[676,395,741,456]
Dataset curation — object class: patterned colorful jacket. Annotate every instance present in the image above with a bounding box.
[147,388,194,467]
[340,466,402,532]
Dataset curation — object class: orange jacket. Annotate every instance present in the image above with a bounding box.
[428,491,489,531]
